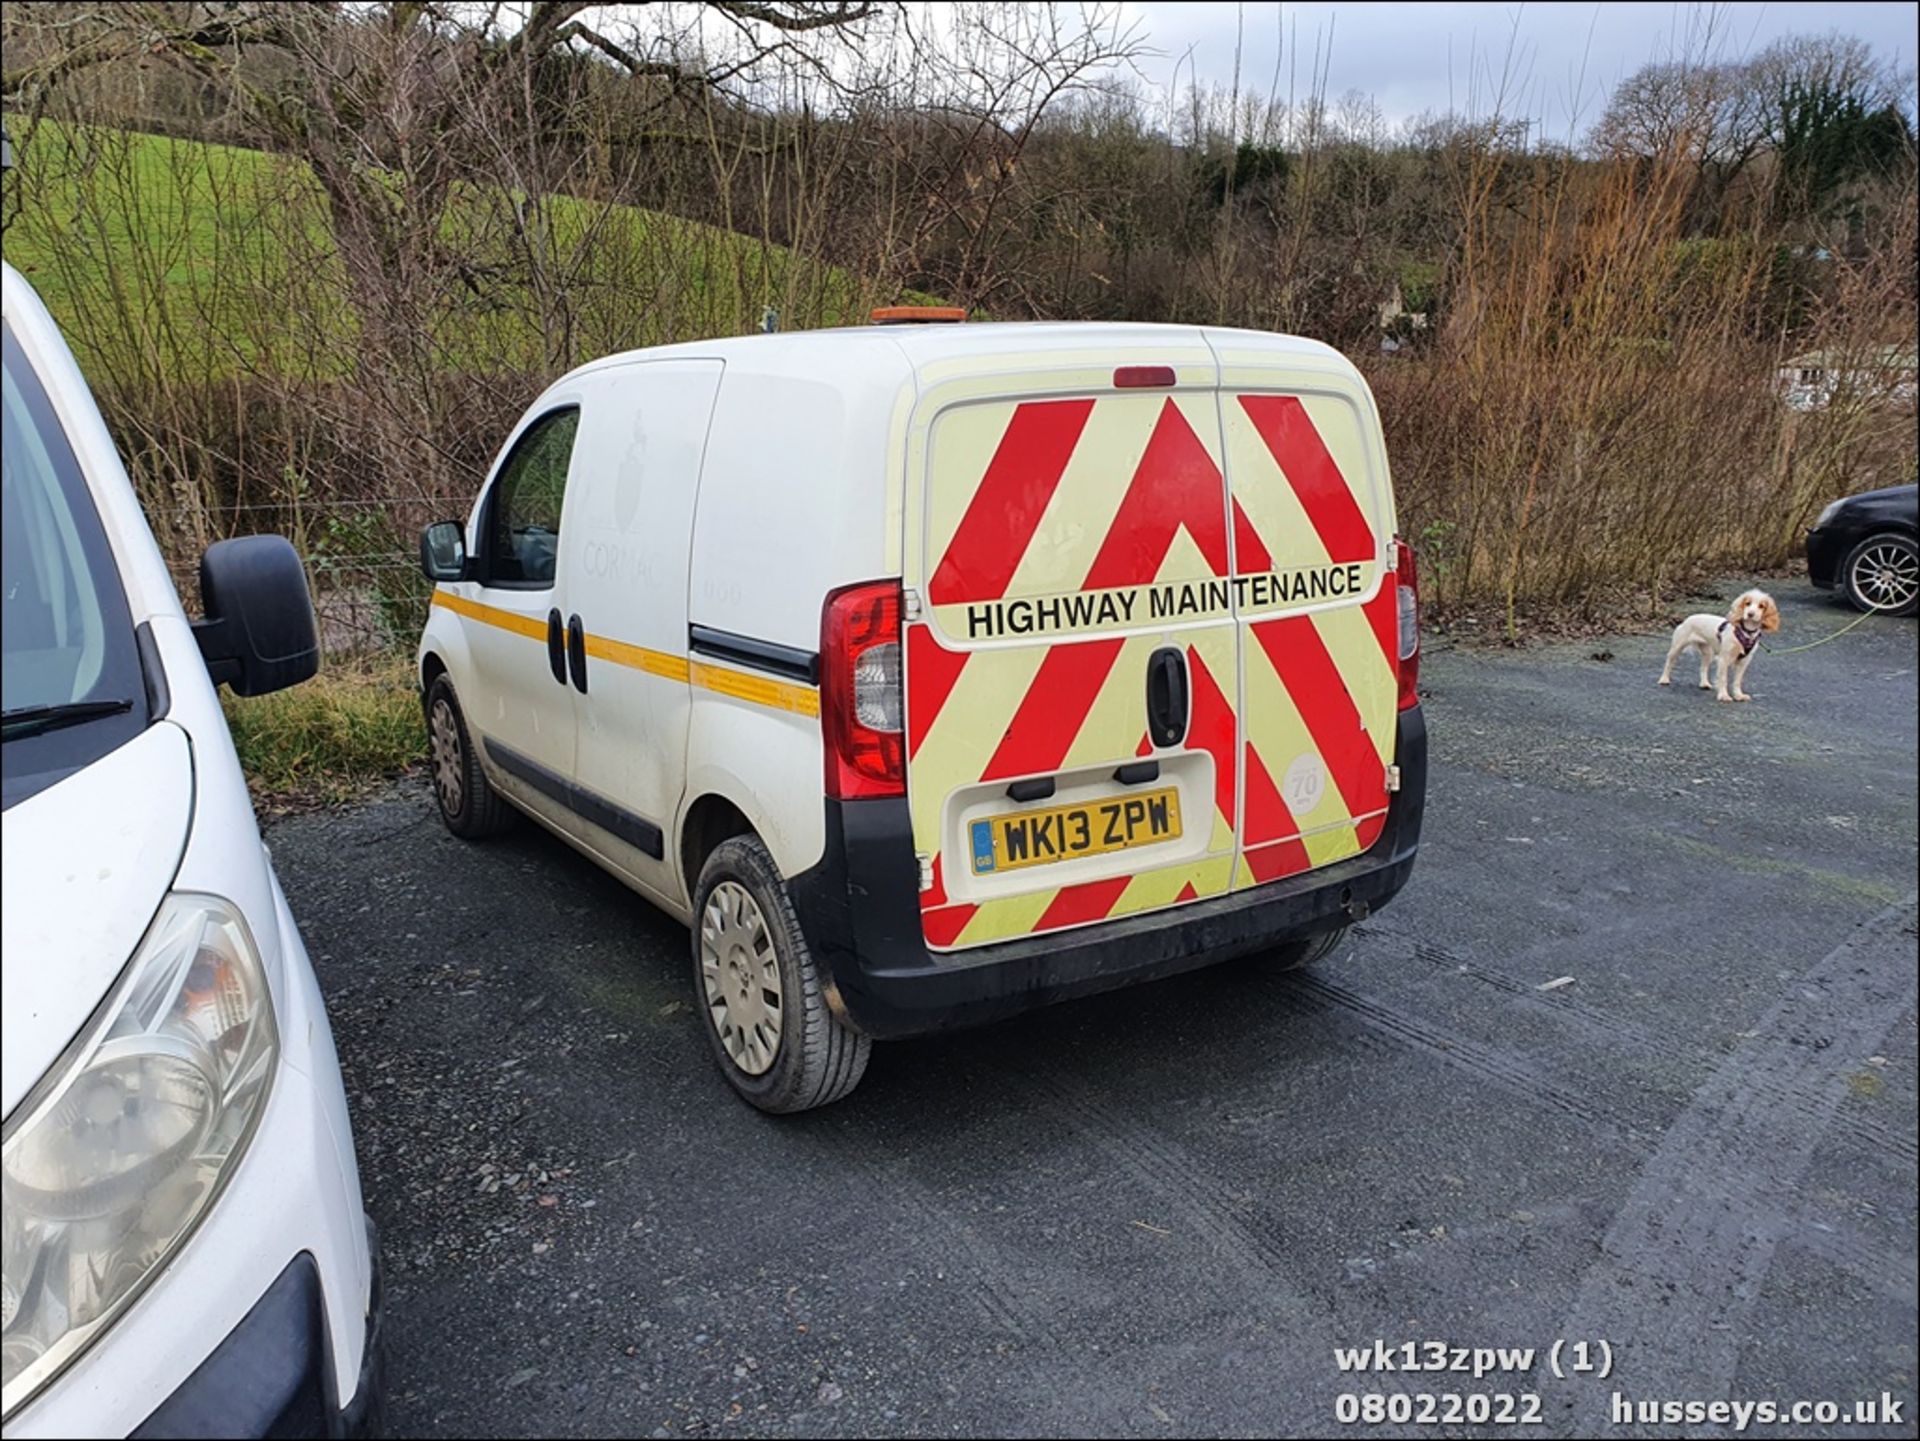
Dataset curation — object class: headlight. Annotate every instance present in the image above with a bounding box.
[2,894,277,1415]
[1814,500,1844,529]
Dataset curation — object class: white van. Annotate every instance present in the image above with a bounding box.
[1,263,383,1435]
[417,316,1426,1112]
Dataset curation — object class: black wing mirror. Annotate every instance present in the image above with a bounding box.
[420,521,468,583]
[194,536,320,695]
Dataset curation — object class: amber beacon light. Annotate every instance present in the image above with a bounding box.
[870,306,968,325]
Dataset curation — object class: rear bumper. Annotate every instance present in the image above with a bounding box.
[1806,526,1847,589]
[789,706,1427,1039]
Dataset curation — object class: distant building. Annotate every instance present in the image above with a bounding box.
[1777,345,1918,411]
[1377,282,1429,354]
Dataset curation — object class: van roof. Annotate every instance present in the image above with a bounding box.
[564,320,1347,386]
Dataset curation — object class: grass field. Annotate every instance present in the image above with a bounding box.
[2,121,308,378]
[1,119,917,384]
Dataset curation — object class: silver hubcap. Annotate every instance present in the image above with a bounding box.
[1853,543,1918,610]
[430,698,464,813]
[700,881,783,1076]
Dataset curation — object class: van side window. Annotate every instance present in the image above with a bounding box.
[484,407,579,587]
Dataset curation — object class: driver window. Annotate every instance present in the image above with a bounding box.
[485,407,578,587]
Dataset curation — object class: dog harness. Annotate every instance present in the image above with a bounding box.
[1719,619,1760,656]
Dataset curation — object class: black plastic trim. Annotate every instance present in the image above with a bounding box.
[340,1218,386,1439]
[133,1255,326,1438]
[1114,760,1159,786]
[136,620,171,722]
[485,738,664,859]
[689,625,819,684]
[788,705,1428,1039]
[1005,777,1055,803]
[134,1219,384,1439]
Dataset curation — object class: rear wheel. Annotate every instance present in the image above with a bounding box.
[1842,533,1919,617]
[425,675,516,839]
[1267,925,1350,973]
[692,834,870,1113]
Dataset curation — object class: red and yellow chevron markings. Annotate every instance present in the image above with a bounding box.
[1235,394,1377,566]
[929,398,1094,606]
[912,392,1244,949]
[1228,392,1398,888]
[908,383,1399,951]
[1084,400,1234,585]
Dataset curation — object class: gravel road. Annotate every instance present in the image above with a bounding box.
[272,578,1918,1438]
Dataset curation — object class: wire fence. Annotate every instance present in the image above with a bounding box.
[149,496,442,658]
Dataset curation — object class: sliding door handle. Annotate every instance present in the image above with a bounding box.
[566,614,588,694]
[546,609,567,684]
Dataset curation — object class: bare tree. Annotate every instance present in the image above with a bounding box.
[3,4,1911,641]
[1588,61,1759,165]
[4,2,891,497]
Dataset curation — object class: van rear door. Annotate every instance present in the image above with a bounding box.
[1212,337,1401,885]
[903,338,1241,951]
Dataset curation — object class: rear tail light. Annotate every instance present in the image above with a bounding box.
[822,581,904,799]
[1393,538,1420,710]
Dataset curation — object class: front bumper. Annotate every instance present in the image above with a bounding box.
[1806,525,1846,589]
[133,1223,385,1439]
[789,706,1427,1039]
[6,878,376,1438]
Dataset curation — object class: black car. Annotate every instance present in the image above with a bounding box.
[1806,482,1918,617]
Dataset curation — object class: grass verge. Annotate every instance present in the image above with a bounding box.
[222,657,423,812]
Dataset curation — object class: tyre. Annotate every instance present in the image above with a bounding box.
[692,834,870,1113]
[1267,925,1350,973]
[1842,532,1919,617]
[425,674,517,839]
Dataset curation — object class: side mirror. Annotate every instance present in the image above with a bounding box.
[193,536,320,696]
[420,521,468,583]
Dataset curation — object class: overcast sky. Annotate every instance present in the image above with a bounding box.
[1115,1,1920,140]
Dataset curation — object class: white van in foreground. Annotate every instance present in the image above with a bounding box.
[1,263,383,1435]
[418,315,1426,1112]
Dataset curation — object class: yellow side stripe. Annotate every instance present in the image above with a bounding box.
[689,661,821,717]
[429,589,548,641]
[584,632,691,683]
[431,591,816,717]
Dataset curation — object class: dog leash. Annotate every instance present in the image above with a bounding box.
[1765,599,1902,655]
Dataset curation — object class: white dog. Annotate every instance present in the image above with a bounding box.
[1658,589,1782,702]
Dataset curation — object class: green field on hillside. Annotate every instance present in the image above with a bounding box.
[1,120,912,384]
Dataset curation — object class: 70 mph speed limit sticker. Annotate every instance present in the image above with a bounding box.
[1284,752,1328,816]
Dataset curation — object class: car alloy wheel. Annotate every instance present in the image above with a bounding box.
[1850,539,1918,613]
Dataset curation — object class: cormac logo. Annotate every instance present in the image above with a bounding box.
[955,563,1374,640]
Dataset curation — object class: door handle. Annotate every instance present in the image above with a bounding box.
[566,614,588,694]
[547,609,567,685]
[1146,646,1188,748]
